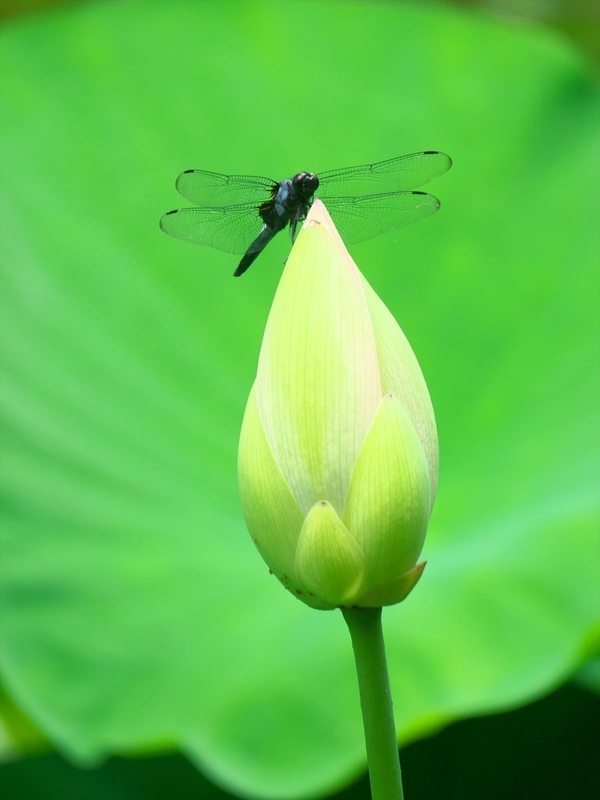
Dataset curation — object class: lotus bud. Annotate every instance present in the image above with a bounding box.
[238,200,438,609]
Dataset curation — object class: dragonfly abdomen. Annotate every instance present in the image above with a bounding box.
[234,224,281,277]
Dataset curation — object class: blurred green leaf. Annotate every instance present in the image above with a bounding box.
[0,688,48,762]
[0,1,598,798]
[2,684,598,800]
[574,656,600,693]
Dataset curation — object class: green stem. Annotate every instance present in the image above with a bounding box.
[342,606,404,800]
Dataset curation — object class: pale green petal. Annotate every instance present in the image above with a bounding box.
[343,394,431,593]
[238,385,306,591]
[295,500,368,608]
[255,201,381,516]
[356,561,426,608]
[360,275,439,503]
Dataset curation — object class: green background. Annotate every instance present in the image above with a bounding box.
[1,0,599,798]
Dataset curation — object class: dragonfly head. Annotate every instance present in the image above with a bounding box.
[292,172,319,200]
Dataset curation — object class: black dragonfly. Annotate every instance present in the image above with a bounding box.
[160,151,452,277]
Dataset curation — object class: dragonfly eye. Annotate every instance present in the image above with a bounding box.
[293,172,319,197]
[305,173,319,194]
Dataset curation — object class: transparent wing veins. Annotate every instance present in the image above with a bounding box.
[323,192,441,245]
[175,170,276,207]
[317,151,452,198]
[159,202,265,255]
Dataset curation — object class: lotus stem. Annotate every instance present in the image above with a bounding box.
[342,606,404,800]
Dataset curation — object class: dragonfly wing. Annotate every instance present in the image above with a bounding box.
[175,170,276,206]
[160,203,266,255]
[317,151,452,197]
[324,192,441,246]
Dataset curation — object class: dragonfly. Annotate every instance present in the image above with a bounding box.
[160,151,452,277]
